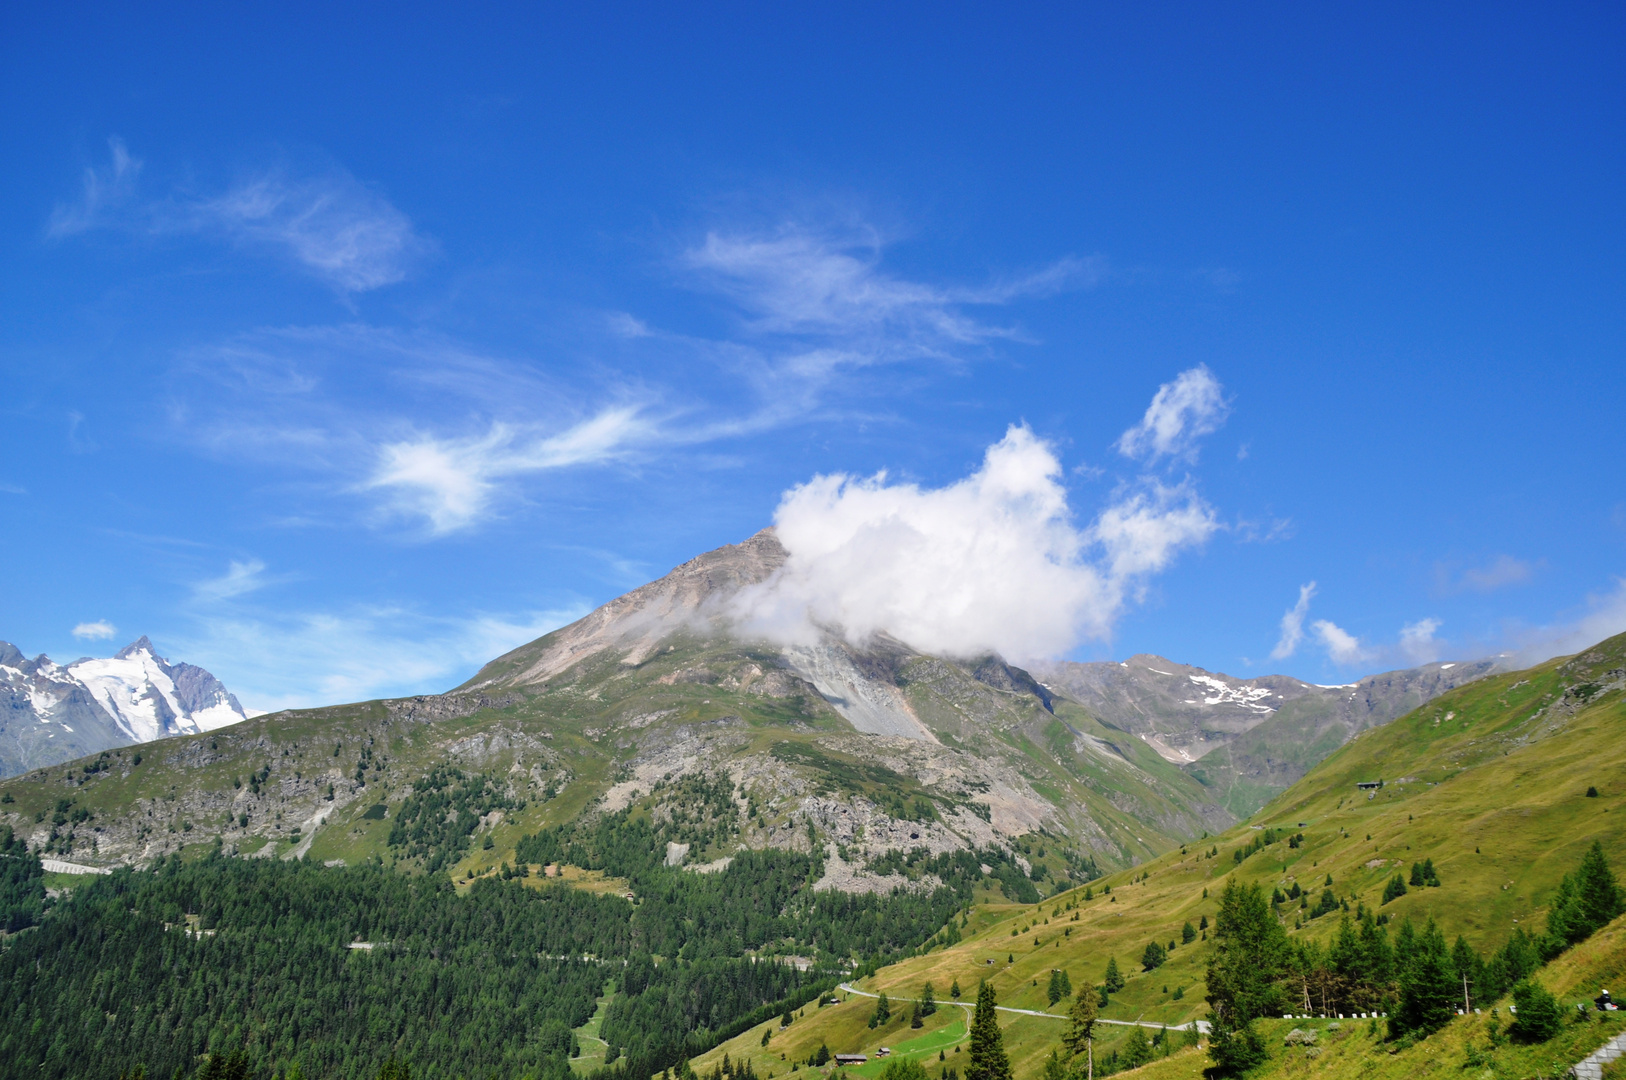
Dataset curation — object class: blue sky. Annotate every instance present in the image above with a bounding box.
[3,4,1624,711]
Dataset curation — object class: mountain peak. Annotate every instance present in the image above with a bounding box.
[1,636,250,777]
[114,635,159,661]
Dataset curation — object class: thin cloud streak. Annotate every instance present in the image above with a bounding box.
[1270,582,1318,660]
[48,140,430,292]
[168,222,1097,536]
[365,407,658,534]
[192,559,271,603]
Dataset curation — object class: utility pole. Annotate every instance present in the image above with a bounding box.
[1463,972,1472,1015]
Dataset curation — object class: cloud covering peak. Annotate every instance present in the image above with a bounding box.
[728,423,1218,661]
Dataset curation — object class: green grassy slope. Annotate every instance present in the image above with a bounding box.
[0,628,1231,883]
[691,633,1626,1080]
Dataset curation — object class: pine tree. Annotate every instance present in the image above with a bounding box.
[1120,1026,1152,1069]
[950,978,961,1000]
[1063,982,1098,1079]
[921,981,937,1016]
[871,991,891,1028]
[1394,919,1457,1037]
[1103,957,1124,993]
[1547,841,1625,951]
[1046,968,1065,1005]
[1382,874,1407,904]
[1510,979,1564,1042]
[966,982,1012,1080]
[1181,921,1197,944]
[1205,880,1290,1074]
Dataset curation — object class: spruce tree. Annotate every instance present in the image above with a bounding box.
[1120,1026,1152,1069]
[1205,880,1290,1074]
[1394,919,1457,1037]
[1063,982,1098,1079]
[921,981,937,1016]
[1544,841,1623,954]
[1510,979,1564,1042]
[966,982,1012,1080]
[1103,957,1124,993]
[871,991,891,1028]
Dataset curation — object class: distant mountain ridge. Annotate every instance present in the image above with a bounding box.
[1040,651,1508,815]
[0,636,251,776]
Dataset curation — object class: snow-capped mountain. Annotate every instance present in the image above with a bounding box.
[0,637,253,777]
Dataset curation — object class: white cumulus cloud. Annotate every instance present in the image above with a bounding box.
[1313,619,1374,666]
[727,422,1218,661]
[1270,582,1318,660]
[71,620,117,641]
[1116,365,1230,464]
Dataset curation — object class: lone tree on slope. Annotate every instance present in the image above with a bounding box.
[967,982,1012,1080]
[1063,979,1099,1080]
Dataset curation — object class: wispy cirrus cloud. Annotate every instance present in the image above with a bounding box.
[48,137,142,237]
[365,407,658,534]
[165,222,1098,536]
[685,229,1093,345]
[1270,582,1317,660]
[186,170,431,291]
[1433,554,1537,596]
[48,139,430,292]
[192,559,271,603]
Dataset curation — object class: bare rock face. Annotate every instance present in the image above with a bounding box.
[469,529,789,689]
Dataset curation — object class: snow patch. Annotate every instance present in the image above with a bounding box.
[1182,674,1276,713]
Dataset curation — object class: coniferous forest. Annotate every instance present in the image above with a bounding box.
[0,800,1013,1080]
